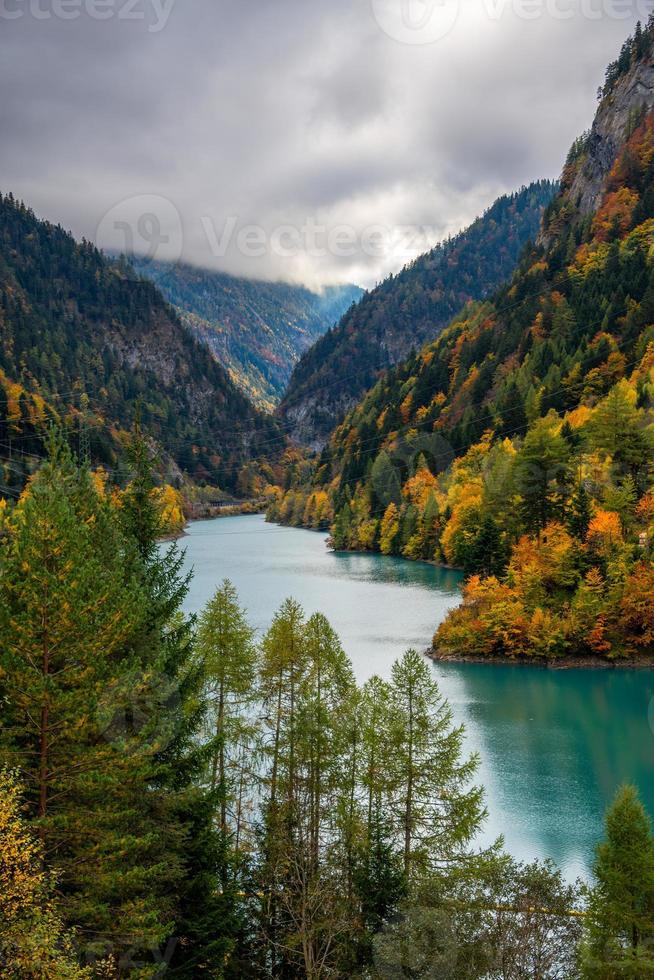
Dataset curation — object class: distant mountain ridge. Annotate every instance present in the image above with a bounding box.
[278,180,558,449]
[130,257,362,412]
[0,193,284,493]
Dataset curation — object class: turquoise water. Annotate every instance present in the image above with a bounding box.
[178,514,654,879]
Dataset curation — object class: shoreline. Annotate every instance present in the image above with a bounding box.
[158,502,266,543]
[429,649,654,671]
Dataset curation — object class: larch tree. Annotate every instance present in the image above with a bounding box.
[388,650,486,886]
[354,676,406,958]
[257,597,308,974]
[279,612,358,979]
[581,785,654,976]
[196,579,258,839]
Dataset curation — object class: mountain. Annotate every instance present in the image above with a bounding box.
[278,180,557,449]
[129,257,362,412]
[0,193,285,494]
[267,23,654,663]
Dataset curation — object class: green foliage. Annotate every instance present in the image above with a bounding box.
[514,417,572,532]
[581,786,654,977]
[132,257,361,411]
[280,181,557,444]
[0,193,284,492]
[0,437,229,976]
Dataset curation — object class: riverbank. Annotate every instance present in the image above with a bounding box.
[430,648,654,670]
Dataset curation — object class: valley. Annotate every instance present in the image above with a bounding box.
[130,257,362,411]
[2,12,654,977]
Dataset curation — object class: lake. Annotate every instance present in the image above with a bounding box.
[177,514,654,879]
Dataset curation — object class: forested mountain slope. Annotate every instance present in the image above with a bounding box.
[268,23,654,663]
[279,180,557,448]
[130,257,362,412]
[0,193,285,493]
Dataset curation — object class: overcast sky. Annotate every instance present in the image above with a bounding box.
[1,0,651,289]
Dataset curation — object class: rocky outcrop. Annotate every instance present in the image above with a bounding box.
[571,59,654,215]
[131,257,362,412]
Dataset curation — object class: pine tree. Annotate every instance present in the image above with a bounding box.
[568,482,593,539]
[0,439,176,967]
[581,785,654,976]
[331,502,352,551]
[118,435,235,978]
[514,417,572,533]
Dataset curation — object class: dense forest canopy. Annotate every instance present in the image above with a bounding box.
[0,193,286,494]
[131,257,362,412]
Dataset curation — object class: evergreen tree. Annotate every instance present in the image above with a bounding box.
[568,482,593,539]
[464,514,508,577]
[514,417,572,533]
[0,439,177,968]
[388,650,486,885]
[581,786,654,976]
[118,436,234,978]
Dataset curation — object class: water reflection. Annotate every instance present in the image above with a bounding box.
[434,663,654,878]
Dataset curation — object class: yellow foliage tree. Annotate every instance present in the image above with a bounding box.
[153,484,186,536]
[0,770,93,979]
[403,467,439,509]
[379,503,400,556]
[508,523,578,602]
[586,509,623,556]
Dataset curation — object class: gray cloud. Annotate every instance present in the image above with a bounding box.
[0,0,649,289]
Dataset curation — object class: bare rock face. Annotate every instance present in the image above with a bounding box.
[568,59,654,217]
